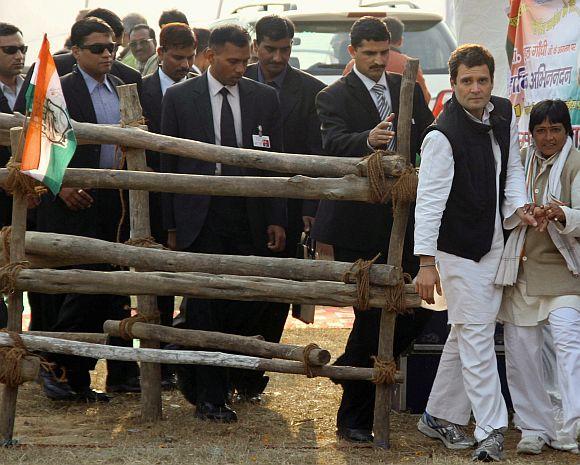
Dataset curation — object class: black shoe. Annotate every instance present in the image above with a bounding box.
[233,392,262,404]
[76,388,111,403]
[195,402,237,423]
[106,376,141,393]
[40,369,76,401]
[336,428,374,443]
[161,375,177,391]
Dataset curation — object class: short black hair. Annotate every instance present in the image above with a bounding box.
[255,15,295,43]
[0,22,22,37]
[159,9,189,28]
[350,16,390,48]
[193,27,210,53]
[130,24,156,41]
[160,23,196,50]
[448,44,495,83]
[529,99,573,138]
[70,17,114,47]
[384,17,404,44]
[209,25,251,50]
[85,8,124,38]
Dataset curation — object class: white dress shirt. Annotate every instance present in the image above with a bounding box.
[0,74,24,111]
[158,68,185,96]
[206,68,243,147]
[352,65,392,113]
[414,101,528,324]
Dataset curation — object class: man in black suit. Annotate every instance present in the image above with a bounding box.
[0,22,27,327]
[312,17,434,443]
[13,8,142,114]
[141,22,197,387]
[36,17,137,401]
[161,25,286,422]
[242,14,325,400]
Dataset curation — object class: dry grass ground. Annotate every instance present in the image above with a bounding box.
[1,328,577,465]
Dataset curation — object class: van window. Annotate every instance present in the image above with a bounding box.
[289,20,455,76]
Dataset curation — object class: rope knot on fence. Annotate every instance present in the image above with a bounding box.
[0,330,54,388]
[384,272,413,314]
[118,314,157,340]
[371,356,397,385]
[0,261,29,295]
[391,166,418,211]
[5,160,47,198]
[302,343,321,378]
[364,150,394,204]
[342,253,381,311]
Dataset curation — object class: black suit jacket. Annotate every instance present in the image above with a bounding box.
[244,64,325,217]
[311,71,433,253]
[35,68,128,243]
[141,70,164,172]
[14,53,142,114]
[160,73,286,252]
[0,87,13,227]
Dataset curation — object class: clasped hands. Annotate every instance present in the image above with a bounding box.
[518,201,567,231]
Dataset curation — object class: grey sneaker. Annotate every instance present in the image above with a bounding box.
[516,435,545,455]
[472,430,505,462]
[417,412,475,450]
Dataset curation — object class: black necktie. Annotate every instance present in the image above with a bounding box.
[219,87,238,148]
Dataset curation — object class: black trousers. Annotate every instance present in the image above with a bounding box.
[179,197,271,405]
[333,245,431,431]
[45,276,135,390]
[0,298,7,328]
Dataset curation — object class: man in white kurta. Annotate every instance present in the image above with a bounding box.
[413,44,534,462]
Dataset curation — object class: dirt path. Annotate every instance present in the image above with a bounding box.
[1,328,576,464]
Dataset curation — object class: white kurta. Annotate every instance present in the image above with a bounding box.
[414,102,528,324]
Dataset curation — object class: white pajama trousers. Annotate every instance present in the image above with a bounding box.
[504,307,580,443]
[426,323,508,442]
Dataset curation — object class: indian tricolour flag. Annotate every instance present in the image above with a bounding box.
[21,34,76,195]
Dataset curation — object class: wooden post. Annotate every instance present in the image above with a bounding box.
[0,128,27,445]
[117,84,162,422]
[373,59,419,448]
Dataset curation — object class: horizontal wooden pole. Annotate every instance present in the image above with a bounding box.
[0,168,388,202]
[2,232,399,286]
[0,112,406,178]
[14,269,420,309]
[104,320,330,365]
[0,333,402,382]
[25,331,108,344]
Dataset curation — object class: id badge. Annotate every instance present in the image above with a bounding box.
[252,134,271,148]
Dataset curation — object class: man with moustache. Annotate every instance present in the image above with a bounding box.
[161,24,285,422]
[312,16,433,443]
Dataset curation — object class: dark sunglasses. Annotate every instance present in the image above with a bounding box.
[79,43,117,54]
[0,45,28,55]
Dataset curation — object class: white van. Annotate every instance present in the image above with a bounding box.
[209,1,457,111]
